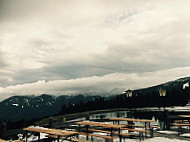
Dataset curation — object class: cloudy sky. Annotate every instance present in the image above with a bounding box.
[0,0,190,100]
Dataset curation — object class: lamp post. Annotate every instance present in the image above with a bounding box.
[158,88,170,130]
[125,89,132,98]
[125,89,133,108]
[159,89,166,109]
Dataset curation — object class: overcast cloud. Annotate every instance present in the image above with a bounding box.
[0,0,190,100]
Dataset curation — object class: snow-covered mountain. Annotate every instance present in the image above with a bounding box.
[0,94,101,122]
[0,76,190,122]
[133,76,190,95]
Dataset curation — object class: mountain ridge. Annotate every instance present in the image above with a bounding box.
[0,76,189,122]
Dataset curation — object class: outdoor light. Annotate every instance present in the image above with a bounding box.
[125,89,132,98]
[162,90,166,97]
[159,89,166,97]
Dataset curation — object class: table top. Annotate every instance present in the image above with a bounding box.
[75,121,125,129]
[178,115,190,118]
[109,118,155,122]
[24,127,78,136]
[174,123,190,126]
[0,139,6,142]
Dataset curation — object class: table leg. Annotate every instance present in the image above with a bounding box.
[110,128,113,137]
[25,132,28,142]
[86,125,89,140]
[57,135,60,142]
[148,122,153,138]
[79,124,81,132]
[38,132,40,142]
[145,122,147,138]
[118,128,122,142]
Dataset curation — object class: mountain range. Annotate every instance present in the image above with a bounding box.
[0,94,102,122]
[0,76,189,122]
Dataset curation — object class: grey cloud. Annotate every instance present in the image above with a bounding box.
[1,0,190,100]
[0,51,7,68]
[11,63,114,86]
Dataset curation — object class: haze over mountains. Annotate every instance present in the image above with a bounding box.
[0,76,189,122]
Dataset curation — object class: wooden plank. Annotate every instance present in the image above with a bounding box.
[173,123,190,126]
[46,134,90,142]
[70,138,91,142]
[174,120,189,123]
[178,115,190,118]
[78,132,117,140]
[0,139,7,142]
[126,124,158,128]
[24,127,78,137]
[120,128,148,133]
[75,121,125,129]
[88,128,111,134]
[46,134,66,139]
[87,128,131,137]
[113,132,131,137]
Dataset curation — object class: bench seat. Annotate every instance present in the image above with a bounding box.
[78,132,117,140]
[87,128,131,137]
[120,128,148,133]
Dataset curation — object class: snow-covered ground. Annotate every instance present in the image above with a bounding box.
[138,137,188,142]
[20,132,189,142]
[54,137,189,142]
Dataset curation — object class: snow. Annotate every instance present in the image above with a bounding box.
[12,104,19,106]
[24,133,48,141]
[46,102,52,106]
[183,82,189,89]
[180,133,190,137]
[142,137,188,142]
[157,131,178,135]
[20,135,189,142]
[114,137,187,142]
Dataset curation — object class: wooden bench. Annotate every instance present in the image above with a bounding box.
[173,120,190,123]
[87,128,131,137]
[172,123,190,134]
[126,124,158,128]
[121,127,149,140]
[172,123,190,126]
[78,132,117,141]
[46,134,66,139]
[46,134,90,142]
[70,138,91,142]
[87,128,111,134]
[121,128,148,133]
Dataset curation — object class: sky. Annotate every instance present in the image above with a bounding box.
[0,0,190,100]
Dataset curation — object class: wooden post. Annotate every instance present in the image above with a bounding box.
[165,110,170,130]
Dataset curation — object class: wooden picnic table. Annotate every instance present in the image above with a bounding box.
[178,115,190,118]
[75,121,126,129]
[109,118,155,138]
[75,121,126,142]
[24,127,78,142]
[0,139,6,142]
